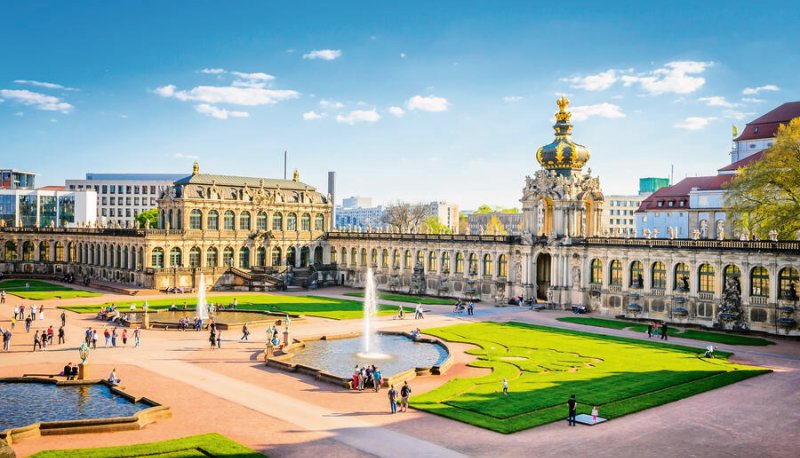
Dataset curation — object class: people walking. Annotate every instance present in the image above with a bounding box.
[104,328,111,347]
[217,330,222,349]
[661,323,669,341]
[1,290,5,304]
[209,329,217,349]
[567,394,577,426]
[31,304,37,321]
[111,327,118,347]
[647,323,653,338]
[39,305,45,321]
[400,381,412,412]
[388,384,398,414]
[33,330,42,351]
[503,378,509,395]
[2,327,11,351]
[58,326,65,344]
[122,329,128,345]
[468,302,474,316]
[25,315,32,333]
[46,325,54,344]
[373,367,382,392]
[134,328,140,348]
[241,323,250,341]
[61,311,66,327]
[13,305,18,319]
[91,329,98,349]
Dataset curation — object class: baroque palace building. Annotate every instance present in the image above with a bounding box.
[0,98,798,335]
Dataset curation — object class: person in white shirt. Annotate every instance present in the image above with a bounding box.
[108,368,121,384]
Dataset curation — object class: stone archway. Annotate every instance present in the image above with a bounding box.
[536,253,552,300]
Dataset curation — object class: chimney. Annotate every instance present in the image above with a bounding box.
[328,171,336,230]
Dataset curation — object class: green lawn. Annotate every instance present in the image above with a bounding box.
[58,294,412,320]
[30,433,264,457]
[557,316,775,346]
[344,291,457,305]
[411,322,768,433]
[0,279,102,300]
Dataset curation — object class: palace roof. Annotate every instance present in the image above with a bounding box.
[718,149,767,173]
[636,175,735,212]
[174,173,316,192]
[734,101,800,141]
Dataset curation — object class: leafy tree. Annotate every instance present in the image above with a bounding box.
[475,204,492,214]
[458,212,469,234]
[501,207,520,213]
[485,215,507,235]
[422,215,452,234]
[135,208,159,228]
[725,117,800,239]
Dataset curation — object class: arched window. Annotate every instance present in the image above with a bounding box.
[207,210,219,230]
[286,246,296,266]
[239,211,251,231]
[482,254,493,276]
[287,213,297,231]
[404,250,412,269]
[4,242,16,261]
[256,212,268,231]
[652,262,666,289]
[206,247,218,267]
[455,252,464,274]
[55,242,64,262]
[698,264,715,293]
[38,241,50,262]
[779,267,799,299]
[416,251,424,268]
[271,247,282,266]
[360,248,367,266]
[442,252,451,273]
[223,211,235,230]
[301,213,311,231]
[724,265,741,284]
[189,247,201,267]
[340,247,346,265]
[314,214,324,231]
[750,266,769,297]
[222,247,234,267]
[469,253,478,274]
[22,241,34,261]
[151,247,164,268]
[590,259,603,284]
[239,247,250,268]
[497,254,508,277]
[609,260,622,286]
[272,212,283,231]
[189,209,202,230]
[381,249,389,268]
[429,251,438,271]
[630,261,643,288]
[351,248,358,266]
[169,247,182,267]
[674,263,690,291]
[330,246,337,264]
[68,242,76,263]
[392,249,400,268]
[370,248,378,266]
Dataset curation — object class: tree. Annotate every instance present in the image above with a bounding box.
[475,204,492,214]
[381,201,429,232]
[500,207,520,213]
[422,215,452,234]
[136,208,158,228]
[458,212,469,234]
[725,117,800,240]
[485,215,507,235]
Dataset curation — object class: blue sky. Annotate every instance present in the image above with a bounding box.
[1,1,797,209]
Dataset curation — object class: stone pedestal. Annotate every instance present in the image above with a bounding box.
[265,344,274,360]
[142,313,150,329]
[78,363,89,380]
[283,330,290,347]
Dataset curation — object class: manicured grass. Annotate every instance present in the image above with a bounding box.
[411,322,768,433]
[557,316,775,346]
[58,294,412,320]
[0,279,102,300]
[30,433,264,457]
[344,291,457,305]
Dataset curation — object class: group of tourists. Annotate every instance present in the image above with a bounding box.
[208,321,222,349]
[646,321,670,340]
[352,364,383,391]
[387,381,412,414]
[453,299,475,315]
[31,325,66,351]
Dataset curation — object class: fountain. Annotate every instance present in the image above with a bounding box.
[197,273,209,320]
[357,268,389,359]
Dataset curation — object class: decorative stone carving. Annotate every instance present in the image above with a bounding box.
[769,229,778,241]
[691,229,700,240]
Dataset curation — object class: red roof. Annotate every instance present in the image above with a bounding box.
[636,175,735,212]
[735,101,800,141]
[718,149,766,173]
[37,186,66,191]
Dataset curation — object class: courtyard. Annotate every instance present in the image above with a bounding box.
[0,282,797,457]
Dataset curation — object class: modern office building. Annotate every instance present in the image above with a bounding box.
[0,169,37,190]
[0,188,96,228]
[335,205,386,230]
[429,201,459,233]
[341,196,373,209]
[65,173,185,228]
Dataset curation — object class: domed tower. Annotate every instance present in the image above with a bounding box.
[521,98,604,240]
[536,96,591,178]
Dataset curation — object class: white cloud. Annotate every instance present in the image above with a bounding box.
[335,109,380,125]
[405,95,449,112]
[742,84,779,95]
[231,71,274,81]
[698,96,739,108]
[155,84,298,106]
[13,80,77,91]
[303,49,342,60]
[302,111,326,120]
[200,68,225,75]
[0,89,73,113]
[570,103,625,121]
[174,152,200,160]
[622,61,711,95]
[319,99,344,110]
[673,116,716,130]
[194,103,249,119]
[723,110,754,120]
[503,95,523,102]
[741,97,765,103]
[388,106,405,117]
[563,69,618,91]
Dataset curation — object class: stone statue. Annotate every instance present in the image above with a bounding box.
[768,229,778,241]
[691,229,700,240]
[700,220,708,239]
[717,274,747,331]
[680,275,689,292]
[716,220,725,240]
[783,282,798,301]
[409,261,426,296]
[667,227,676,239]
[79,341,90,364]
[643,229,651,238]
[652,229,659,239]
[571,265,581,289]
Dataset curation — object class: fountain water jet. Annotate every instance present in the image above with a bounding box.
[197,273,209,320]
[357,268,390,360]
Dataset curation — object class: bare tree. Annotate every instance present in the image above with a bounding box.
[382,201,429,232]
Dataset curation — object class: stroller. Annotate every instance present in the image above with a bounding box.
[454,301,465,313]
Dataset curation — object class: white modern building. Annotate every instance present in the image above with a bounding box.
[65,173,185,228]
[602,195,644,236]
[0,188,96,228]
[429,201,459,233]
[335,205,386,230]
[341,196,373,209]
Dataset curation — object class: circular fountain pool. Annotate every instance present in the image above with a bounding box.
[287,333,449,379]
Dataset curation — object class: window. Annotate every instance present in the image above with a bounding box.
[287,213,297,231]
[110,185,116,193]
[38,241,50,262]
[239,211,251,231]
[239,247,250,268]
[207,210,219,230]
[151,247,164,268]
[698,264,715,293]
[256,212,267,231]
[361,248,367,266]
[416,251,424,268]
[169,247,182,267]
[301,213,310,231]
[404,250,412,269]
[189,247,201,267]
[674,263,689,291]
[455,252,464,274]
[382,249,389,268]
[134,186,140,194]
[110,197,115,205]
[590,259,603,284]
[223,247,234,266]
[657,201,663,207]
[609,260,622,286]
[189,209,202,229]
[750,308,767,322]
[206,247,218,267]
[428,251,437,271]
[696,302,713,317]
[256,247,266,267]
[750,266,769,297]
[497,254,508,277]
[724,265,741,285]
[652,262,666,289]
[779,268,799,298]
[272,212,283,231]
[469,253,478,274]
[630,261,643,287]
[4,241,17,261]
[271,247,282,266]
[314,214,324,231]
[442,252,451,272]
[351,248,358,266]
[223,211,235,230]
[482,254,492,276]
[331,247,338,264]
[371,249,378,266]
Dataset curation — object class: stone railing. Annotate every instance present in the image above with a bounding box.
[0,227,148,237]
[585,237,800,253]
[326,231,523,244]
[698,292,714,300]
[750,296,768,305]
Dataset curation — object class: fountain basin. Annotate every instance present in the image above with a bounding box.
[126,310,302,330]
[0,378,169,445]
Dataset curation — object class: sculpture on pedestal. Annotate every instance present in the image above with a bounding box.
[409,261,426,296]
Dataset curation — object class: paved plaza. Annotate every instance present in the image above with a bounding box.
[1,286,798,457]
